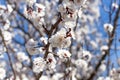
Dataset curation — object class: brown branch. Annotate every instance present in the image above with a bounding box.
[87,5,120,80]
[36,17,61,80]
[14,9,43,37]
[42,24,49,34]
[8,44,37,80]
[48,18,62,38]
[0,29,16,80]
[7,0,44,37]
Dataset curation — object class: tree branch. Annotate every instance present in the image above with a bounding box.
[36,17,61,80]
[87,5,120,80]
[0,29,16,80]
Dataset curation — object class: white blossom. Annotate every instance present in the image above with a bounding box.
[74,0,86,7]
[4,19,10,30]
[0,45,6,55]
[49,28,71,48]
[39,75,49,80]
[112,3,119,9]
[109,68,120,80]
[75,59,88,71]
[104,23,113,33]
[58,4,66,13]
[17,52,30,63]
[0,67,6,80]
[39,37,48,45]
[90,40,98,49]
[0,0,118,79]
[64,21,76,29]
[100,45,108,51]
[99,61,106,73]
[79,50,92,62]
[25,0,36,7]
[0,5,6,16]
[7,4,13,13]
[57,49,71,60]
[2,31,12,44]
[52,73,64,80]
[14,62,22,72]
[33,57,46,73]
[58,2,77,21]
[21,74,29,80]
[105,77,112,80]
[97,77,104,80]
[0,61,6,68]
[25,39,39,55]
[35,3,45,17]
[78,8,83,18]
[97,77,113,80]
[46,53,56,69]
[24,6,33,19]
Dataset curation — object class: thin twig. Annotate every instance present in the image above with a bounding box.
[7,0,43,37]
[36,17,61,80]
[0,29,16,80]
[87,5,120,80]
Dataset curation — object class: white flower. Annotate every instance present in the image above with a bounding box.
[90,40,98,49]
[61,11,77,21]
[52,73,64,80]
[105,77,112,80]
[49,28,71,48]
[0,61,6,68]
[21,74,29,80]
[39,37,48,45]
[39,75,49,80]
[7,4,13,13]
[79,50,92,62]
[33,57,46,73]
[3,31,12,44]
[4,19,10,30]
[0,5,6,10]
[99,62,106,73]
[109,68,120,80]
[64,21,76,28]
[58,4,66,13]
[100,45,108,51]
[24,7,39,20]
[57,49,71,59]
[112,3,119,9]
[17,52,30,63]
[75,59,88,71]
[0,67,6,80]
[104,23,113,33]
[46,53,56,69]
[79,14,87,23]
[35,3,45,17]
[25,39,39,55]
[58,2,77,21]
[0,45,6,55]
[97,77,113,80]
[32,13,45,26]
[0,5,6,16]
[74,0,83,7]
[26,0,36,7]
[97,77,104,80]
[14,62,22,72]
[78,8,83,18]
[32,15,44,26]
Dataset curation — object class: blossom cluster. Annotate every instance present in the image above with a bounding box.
[0,0,120,80]
[24,0,45,26]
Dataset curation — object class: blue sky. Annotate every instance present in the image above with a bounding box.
[0,0,120,76]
